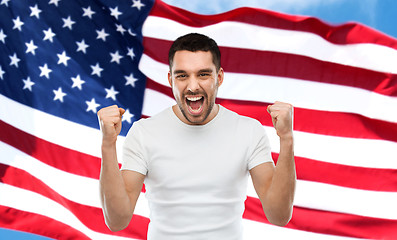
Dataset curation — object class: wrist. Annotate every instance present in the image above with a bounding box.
[279,133,294,145]
[102,138,117,149]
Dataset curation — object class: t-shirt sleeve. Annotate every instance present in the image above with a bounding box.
[247,120,274,170]
[120,121,148,175]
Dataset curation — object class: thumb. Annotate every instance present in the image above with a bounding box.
[119,108,125,116]
[267,104,272,114]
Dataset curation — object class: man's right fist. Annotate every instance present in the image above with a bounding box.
[97,105,125,145]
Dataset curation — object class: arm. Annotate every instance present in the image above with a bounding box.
[98,105,145,231]
[249,101,296,226]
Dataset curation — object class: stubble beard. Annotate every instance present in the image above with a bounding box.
[178,91,216,125]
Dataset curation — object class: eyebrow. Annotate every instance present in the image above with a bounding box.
[198,68,213,73]
[172,68,213,75]
[173,70,187,75]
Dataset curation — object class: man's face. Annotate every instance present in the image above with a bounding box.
[168,50,224,125]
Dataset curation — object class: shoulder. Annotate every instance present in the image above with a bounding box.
[134,107,172,127]
[125,107,173,138]
[220,105,263,128]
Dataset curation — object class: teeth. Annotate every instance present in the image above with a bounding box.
[187,96,202,101]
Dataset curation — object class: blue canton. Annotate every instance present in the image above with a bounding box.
[0,0,154,136]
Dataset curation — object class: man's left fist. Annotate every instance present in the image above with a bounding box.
[267,101,294,139]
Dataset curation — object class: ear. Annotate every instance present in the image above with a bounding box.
[168,71,172,87]
[217,67,224,87]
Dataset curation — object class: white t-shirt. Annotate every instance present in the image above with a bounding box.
[121,105,273,240]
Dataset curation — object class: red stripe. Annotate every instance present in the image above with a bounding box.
[143,37,397,97]
[244,196,397,239]
[150,1,397,50]
[0,120,101,179]
[0,163,148,239]
[0,206,90,240]
[217,97,397,143]
[145,79,397,143]
[273,153,397,192]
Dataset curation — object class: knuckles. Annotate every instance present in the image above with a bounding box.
[97,105,120,121]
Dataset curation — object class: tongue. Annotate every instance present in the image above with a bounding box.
[189,99,202,110]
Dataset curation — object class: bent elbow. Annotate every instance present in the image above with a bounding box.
[267,207,293,227]
[107,223,127,232]
[269,215,292,227]
[104,215,131,232]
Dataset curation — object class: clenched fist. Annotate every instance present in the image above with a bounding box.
[97,105,125,145]
[267,101,294,139]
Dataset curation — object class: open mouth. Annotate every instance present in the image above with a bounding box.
[186,96,204,115]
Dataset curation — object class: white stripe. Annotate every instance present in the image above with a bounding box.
[221,73,397,124]
[142,85,397,170]
[265,125,397,169]
[242,219,362,240]
[143,16,397,74]
[139,54,397,124]
[247,178,397,220]
[0,184,139,240]
[0,94,125,161]
[142,88,176,116]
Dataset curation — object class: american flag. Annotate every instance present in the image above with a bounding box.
[1,0,397,239]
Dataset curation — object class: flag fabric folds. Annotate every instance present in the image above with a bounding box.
[1,0,397,239]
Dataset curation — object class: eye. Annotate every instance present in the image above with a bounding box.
[176,74,187,79]
[198,73,211,78]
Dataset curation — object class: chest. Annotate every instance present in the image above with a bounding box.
[144,127,250,198]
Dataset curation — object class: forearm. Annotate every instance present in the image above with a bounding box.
[99,143,132,231]
[264,135,296,225]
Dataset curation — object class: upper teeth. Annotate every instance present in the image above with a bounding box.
[187,96,202,101]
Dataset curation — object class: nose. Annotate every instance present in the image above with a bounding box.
[187,76,200,93]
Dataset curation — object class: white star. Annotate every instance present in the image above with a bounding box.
[49,0,61,7]
[39,64,52,79]
[115,24,126,35]
[9,53,20,68]
[57,51,70,66]
[109,6,122,20]
[62,16,75,30]
[25,40,38,55]
[53,87,67,102]
[90,63,103,77]
[122,109,134,124]
[23,77,35,91]
[30,4,42,19]
[86,98,100,113]
[43,28,56,42]
[1,0,10,7]
[127,47,135,60]
[96,28,109,42]
[0,29,6,44]
[12,16,24,31]
[131,0,145,10]
[76,39,89,53]
[125,73,138,87]
[0,65,5,80]
[105,86,119,101]
[110,51,123,64]
[71,74,85,90]
[82,6,95,19]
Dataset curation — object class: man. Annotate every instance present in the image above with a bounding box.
[98,33,296,239]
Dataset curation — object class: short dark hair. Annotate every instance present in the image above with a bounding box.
[168,33,221,71]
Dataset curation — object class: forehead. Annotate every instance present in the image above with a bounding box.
[171,50,215,72]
